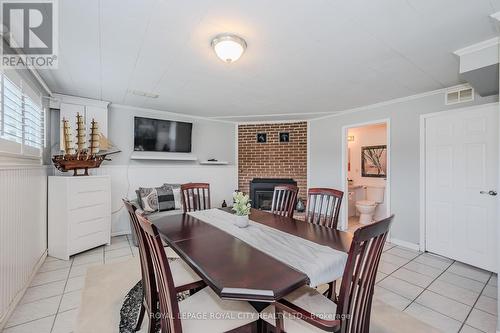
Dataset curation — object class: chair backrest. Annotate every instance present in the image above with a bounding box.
[122,199,158,318]
[136,213,183,333]
[180,183,211,213]
[270,184,298,218]
[336,215,394,333]
[304,188,343,229]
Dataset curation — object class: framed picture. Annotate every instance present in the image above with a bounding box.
[361,145,387,178]
[256,133,267,143]
[279,132,290,142]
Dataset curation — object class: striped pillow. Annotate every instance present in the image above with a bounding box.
[137,185,175,213]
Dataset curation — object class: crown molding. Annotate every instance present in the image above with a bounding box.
[211,84,477,123]
[109,103,236,124]
[50,93,110,109]
[453,37,500,56]
[301,85,459,121]
[236,119,308,125]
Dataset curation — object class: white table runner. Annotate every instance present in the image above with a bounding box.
[188,209,347,287]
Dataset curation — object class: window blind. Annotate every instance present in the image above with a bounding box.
[0,72,45,157]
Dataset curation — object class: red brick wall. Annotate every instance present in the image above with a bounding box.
[238,122,307,199]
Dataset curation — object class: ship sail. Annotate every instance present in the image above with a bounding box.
[75,113,86,153]
[62,118,75,155]
[89,119,100,155]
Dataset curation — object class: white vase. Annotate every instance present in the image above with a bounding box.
[234,215,249,228]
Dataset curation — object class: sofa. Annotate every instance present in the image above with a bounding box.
[128,199,183,247]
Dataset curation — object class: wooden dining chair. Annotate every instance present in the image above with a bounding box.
[136,213,259,333]
[304,188,344,300]
[270,184,299,218]
[261,215,394,333]
[305,188,344,229]
[180,183,211,212]
[123,199,205,332]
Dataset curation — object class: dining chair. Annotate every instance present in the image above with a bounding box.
[305,188,343,229]
[270,184,299,218]
[136,213,259,333]
[123,199,205,332]
[304,188,344,300]
[180,183,211,212]
[261,214,394,333]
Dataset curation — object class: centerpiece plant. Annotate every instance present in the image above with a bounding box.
[232,192,251,227]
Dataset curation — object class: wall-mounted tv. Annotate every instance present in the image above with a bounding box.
[134,117,193,153]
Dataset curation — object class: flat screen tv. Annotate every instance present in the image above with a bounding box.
[134,117,193,153]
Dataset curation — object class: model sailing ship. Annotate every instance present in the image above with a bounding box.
[52,113,119,176]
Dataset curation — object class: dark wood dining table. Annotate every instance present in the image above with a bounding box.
[152,208,353,306]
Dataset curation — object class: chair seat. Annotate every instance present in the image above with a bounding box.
[261,285,337,333]
[170,258,202,288]
[179,287,259,333]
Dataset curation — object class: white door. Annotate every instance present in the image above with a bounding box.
[425,103,498,272]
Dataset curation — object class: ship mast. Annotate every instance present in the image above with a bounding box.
[62,118,75,155]
[89,119,100,155]
[75,113,86,157]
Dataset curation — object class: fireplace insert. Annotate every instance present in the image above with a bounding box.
[250,178,297,210]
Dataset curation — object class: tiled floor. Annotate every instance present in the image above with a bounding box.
[347,215,364,233]
[2,236,498,333]
[2,235,138,333]
[375,243,498,333]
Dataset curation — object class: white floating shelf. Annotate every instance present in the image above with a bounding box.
[131,151,198,161]
[199,160,229,165]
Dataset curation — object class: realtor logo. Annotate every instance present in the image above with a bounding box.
[1,0,58,68]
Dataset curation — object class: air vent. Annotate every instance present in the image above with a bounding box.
[445,86,474,105]
[129,90,159,98]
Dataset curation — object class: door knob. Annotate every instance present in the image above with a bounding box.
[480,190,497,196]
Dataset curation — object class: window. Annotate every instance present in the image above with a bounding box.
[0,72,45,158]
[2,76,23,144]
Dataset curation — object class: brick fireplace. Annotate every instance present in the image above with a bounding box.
[238,122,307,201]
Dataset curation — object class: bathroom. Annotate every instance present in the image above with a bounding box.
[346,122,388,231]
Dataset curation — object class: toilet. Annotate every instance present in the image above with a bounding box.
[355,186,385,225]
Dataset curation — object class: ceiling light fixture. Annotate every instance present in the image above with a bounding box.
[211,34,247,63]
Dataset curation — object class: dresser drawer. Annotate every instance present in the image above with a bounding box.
[69,230,108,255]
[68,203,108,222]
[68,178,109,210]
[69,216,109,240]
[48,175,111,260]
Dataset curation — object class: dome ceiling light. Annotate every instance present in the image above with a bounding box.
[211,34,247,63]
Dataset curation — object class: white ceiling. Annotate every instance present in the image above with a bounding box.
[38,0,500,121]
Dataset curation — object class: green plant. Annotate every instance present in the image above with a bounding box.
[232,192,251,216]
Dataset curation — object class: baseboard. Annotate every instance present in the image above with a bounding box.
[0,250,47,330]
[388,238,420,251]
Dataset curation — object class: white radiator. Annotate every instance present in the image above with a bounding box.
[0,166,48,326]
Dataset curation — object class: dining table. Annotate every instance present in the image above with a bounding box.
[152,207,353,310]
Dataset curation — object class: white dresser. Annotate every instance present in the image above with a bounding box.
[48,176,111,260]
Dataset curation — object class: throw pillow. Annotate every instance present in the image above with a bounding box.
[163,183,183,210]
[137,185,176,213]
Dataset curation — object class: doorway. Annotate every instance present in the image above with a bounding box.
[341,119,391,233]
[421,103,498,272]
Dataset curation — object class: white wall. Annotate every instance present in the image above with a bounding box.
[80,104,238,234]
[309,91,498,246]
[107,104,236,165]
[92,164,237,235]
[0,166,49,328]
